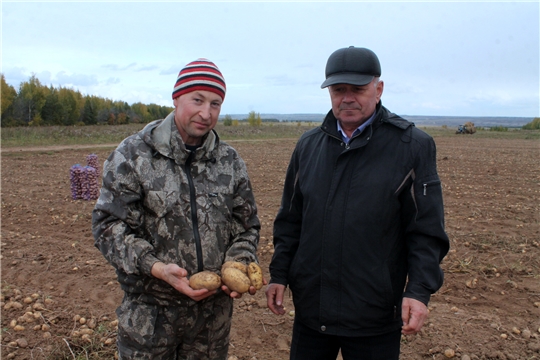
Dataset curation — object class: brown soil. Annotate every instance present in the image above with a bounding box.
[1,136,539,359]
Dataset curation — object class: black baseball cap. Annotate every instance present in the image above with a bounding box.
[321,46,381,88]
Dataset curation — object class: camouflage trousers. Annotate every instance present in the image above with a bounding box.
[116,292,233,360]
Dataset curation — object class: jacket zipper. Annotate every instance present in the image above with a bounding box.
[185,152,204,272]
[422,179,441,196]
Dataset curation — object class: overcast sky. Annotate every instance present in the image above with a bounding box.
[2,1,539,117]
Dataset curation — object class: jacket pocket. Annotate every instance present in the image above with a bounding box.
[144,190,175,218]
[421,179,441,196]
[207,192,233,220]
[117,297,158,348]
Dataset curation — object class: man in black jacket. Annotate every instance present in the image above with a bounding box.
[266,46,450,360]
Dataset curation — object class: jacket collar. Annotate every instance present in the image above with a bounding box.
[321,101,384,140]
[141,111,219,162]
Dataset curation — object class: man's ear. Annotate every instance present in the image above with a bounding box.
[376,80,384,102]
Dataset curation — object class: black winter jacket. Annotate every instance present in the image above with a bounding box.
[269,102,450,336]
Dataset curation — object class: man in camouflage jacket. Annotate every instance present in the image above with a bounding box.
[92,59,260,359]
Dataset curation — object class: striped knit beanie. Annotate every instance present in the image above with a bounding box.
[172,58,226,100]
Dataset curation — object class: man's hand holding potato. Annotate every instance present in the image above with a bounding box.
[151,262,216,302]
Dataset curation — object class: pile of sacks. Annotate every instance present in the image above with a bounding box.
[70,154,100,200]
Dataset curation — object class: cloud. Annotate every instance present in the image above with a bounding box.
[2,1,537,117]
[102,64,160,72]
[265,75,298,87]
[123,90,169,106]
[101,63,138,71]
[35,71,53,83]
[384,81,423,95]
[55,71,99,86]
[105,77,121,85]
[3,67,30,86]
[160,67,179,76]
[419,102,447,111]
[136,65,159,72]
[3,68,52,88]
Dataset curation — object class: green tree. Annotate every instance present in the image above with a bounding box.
[147,104,162,120]
[16,74,47,125]
[1,74,176,127]
[223,114,233,126]
[132,102,153,123]
[57,87,79,125]
[247,111,262,126]
[41,86,63,125]
[522,117,540,130]
[146,103,173,120]
[113,100,130,114]
[161,105,173,118]
[490,126,508,132]
[97,109,110,124]
[82,96,98,125]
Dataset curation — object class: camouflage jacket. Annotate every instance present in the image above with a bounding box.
[92,112,260,305]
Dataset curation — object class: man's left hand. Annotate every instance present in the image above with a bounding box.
[401,297,428,335]
[151,262,216,301]
[221,278,268,299]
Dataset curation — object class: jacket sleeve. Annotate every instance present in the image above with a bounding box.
[269,146,303,286]
[223,156,261,264]
[92,147,160,277]
[402,134,450,305]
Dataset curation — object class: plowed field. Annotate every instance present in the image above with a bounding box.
[1,134,539,359]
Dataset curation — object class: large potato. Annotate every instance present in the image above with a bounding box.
[189,271,222,291]
[247,262,264,290]
[221,267,251,294]
[221,261,247,274]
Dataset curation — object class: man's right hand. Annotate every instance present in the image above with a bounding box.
[151,262,216,302]
[265,283,286,315]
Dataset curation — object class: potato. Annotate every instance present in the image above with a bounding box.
[247,262,264,290]
[221,261,247,274]
[221,267,251,294]
[189,271,222,291]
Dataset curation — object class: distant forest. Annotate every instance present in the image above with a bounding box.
[3,74,538,130]
[1,74,174,127]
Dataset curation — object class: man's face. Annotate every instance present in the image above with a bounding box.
[329,79,383,130]
[173,90,222,146]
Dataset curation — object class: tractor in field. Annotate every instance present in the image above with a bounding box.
[456,121,476,134]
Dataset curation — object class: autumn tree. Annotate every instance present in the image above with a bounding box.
[105,112,117,125]
[247,111,262,126]
[1,74,175,127]
[131,102,155,123]
[223,114,233,126]
[147,104,167,120]
[1,74,18,126]
[116,112,128,124]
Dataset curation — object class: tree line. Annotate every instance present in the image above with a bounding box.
[1,74,174,127]
[522,117,540,130]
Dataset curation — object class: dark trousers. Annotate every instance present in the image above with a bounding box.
[290,318,401,360]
